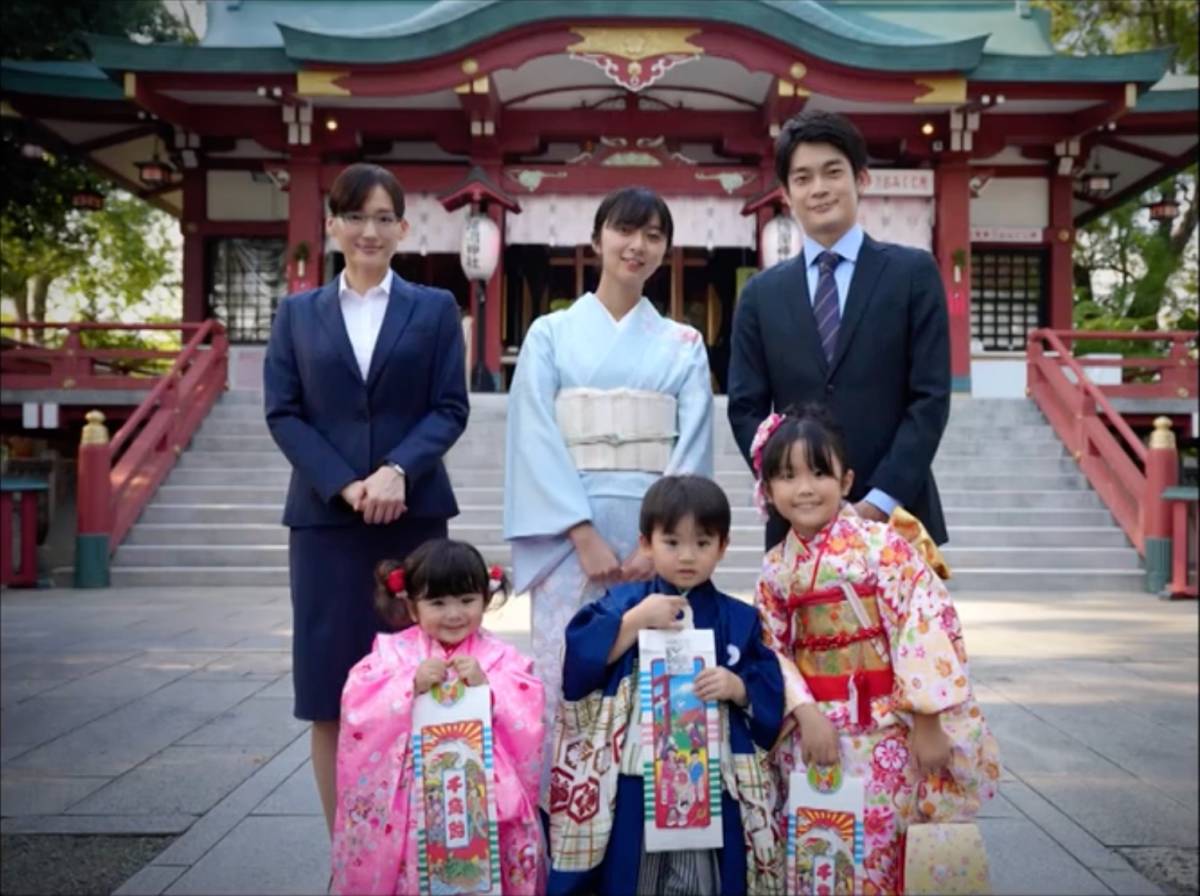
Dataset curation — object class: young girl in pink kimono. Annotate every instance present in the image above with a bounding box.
[330,539,546,895]
[751,405,1000,894]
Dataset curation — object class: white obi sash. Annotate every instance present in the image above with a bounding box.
[555,387,677,473]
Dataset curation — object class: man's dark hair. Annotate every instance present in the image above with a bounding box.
[328,162,406,219]
[592,186,674,249]
[639,475,731,541]
[773,111,869,185]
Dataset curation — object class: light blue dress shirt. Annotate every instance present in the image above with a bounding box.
[801,224,899,518]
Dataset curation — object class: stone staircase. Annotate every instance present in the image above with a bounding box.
[110,392,1145,592]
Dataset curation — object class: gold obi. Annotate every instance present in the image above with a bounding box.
[788,582,893,711]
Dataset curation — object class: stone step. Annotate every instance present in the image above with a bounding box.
[123,520,1132,554]
[146,483,1105,509]
[105,564,1147,593]
[112,539,1140,576]
[189,434,1073,460]
[160,465,1093,494]
[137,501,1116,531]
[173,450,1087,480]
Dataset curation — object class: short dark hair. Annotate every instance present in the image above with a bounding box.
[374,539,508,630]
[592,186,674,249]
[328,163,406,218]
[639,475,731,541]
[774,111,868,185]
[759,402,850,483]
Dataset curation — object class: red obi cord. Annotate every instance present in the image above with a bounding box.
[786,581,878,609]
[797,625,886,651]
[806,668,894,722]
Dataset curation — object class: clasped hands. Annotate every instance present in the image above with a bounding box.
[340,466,406,525]
[413,656,486,694]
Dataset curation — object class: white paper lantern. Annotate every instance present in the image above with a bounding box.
[460,213,501,281]
[760,214,802,268]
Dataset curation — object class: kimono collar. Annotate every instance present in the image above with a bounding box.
[415,626,481,662]
[783,503,859,564]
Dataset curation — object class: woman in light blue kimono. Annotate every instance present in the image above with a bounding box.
[503,187,714,794]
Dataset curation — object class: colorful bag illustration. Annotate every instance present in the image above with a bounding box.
[785,765,865,895]
[638,626,722,852]
[412,677,502,896]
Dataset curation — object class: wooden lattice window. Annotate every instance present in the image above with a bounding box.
[207,238,286,344]
[970,248,1047,351]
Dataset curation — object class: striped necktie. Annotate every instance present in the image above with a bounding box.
[812,250,842,363]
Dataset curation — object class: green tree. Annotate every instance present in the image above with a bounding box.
[0,0,190,341]
[1035,0,1198,340]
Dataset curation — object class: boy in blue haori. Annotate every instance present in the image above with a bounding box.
[547,476,784,896]
[503,188,714,791]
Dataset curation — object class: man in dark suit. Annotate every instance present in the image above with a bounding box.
[728,111,950,548]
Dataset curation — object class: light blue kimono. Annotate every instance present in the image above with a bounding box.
[503,292,714,791]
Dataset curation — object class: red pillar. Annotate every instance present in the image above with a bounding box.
[934,156,972,391]
[1047,174,1075,331]
[181,169,206,323]
[287,154,324,295]
[485,202,504,376]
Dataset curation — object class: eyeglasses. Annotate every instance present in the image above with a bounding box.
[339,212,401,230]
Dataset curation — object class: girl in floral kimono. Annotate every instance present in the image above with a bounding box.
[751,405,1000,894]
[503,187,714,793]
[331,539,546,895]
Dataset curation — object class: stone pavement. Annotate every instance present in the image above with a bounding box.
[1,584,1196,895]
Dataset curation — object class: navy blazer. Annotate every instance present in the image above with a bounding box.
[728,234,951,543]
[264,275,469,528]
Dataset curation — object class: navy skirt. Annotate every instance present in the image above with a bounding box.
[288,517,447,721]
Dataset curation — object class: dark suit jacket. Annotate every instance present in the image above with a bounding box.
[264,275,469,528]
[728,234,950,544]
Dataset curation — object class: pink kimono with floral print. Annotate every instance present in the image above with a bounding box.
[757,506,1000,895]
[331,627,546,895]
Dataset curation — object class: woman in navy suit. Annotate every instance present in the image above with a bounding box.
[263,163,468,835]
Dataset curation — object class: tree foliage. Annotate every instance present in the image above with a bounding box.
[1035,0,1199,343]
[0,0,189,339]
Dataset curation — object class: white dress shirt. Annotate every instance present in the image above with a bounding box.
[338,269,392,380]
[801,225,898,518]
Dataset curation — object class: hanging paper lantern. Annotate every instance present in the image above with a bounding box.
[760,214,802,268]
[459,213,501,281]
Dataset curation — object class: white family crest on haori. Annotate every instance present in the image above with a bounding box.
[412,678,502,896]
[638,625,722,852]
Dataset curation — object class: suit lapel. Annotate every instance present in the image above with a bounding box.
[830,235,887,374]
[776,254,829,377]
[315,278,364,385]
[366,275,416,390]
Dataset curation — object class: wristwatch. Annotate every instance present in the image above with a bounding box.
[386,463,405,480]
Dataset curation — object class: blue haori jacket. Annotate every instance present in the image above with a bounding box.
[547,577,786,896]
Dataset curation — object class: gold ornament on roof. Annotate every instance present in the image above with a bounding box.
[567,27,703,92]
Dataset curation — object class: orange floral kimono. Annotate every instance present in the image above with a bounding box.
[756,506,1000,894]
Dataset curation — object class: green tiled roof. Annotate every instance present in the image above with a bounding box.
[0,1,1178,93]
[0,59,124,99]
[84,33,295,74]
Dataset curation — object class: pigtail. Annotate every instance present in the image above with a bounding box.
[374,559,414,631]
[485,564,511,610]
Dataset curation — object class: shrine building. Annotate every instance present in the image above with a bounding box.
[2,0,1196,393]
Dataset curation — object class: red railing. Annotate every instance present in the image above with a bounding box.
[70,320,229,553]
[1,322,194,389]
[1026,329,1196,557]
[1164,487,1198,599]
